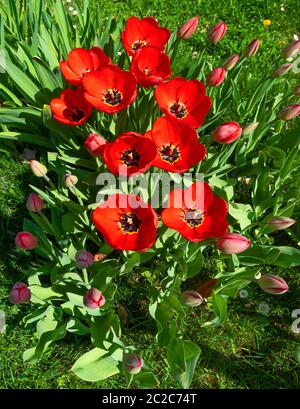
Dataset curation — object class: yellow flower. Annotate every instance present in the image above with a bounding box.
[263,19,271,26]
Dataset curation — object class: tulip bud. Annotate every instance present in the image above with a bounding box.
[206,67,226,86]
[272,63,293,77]
[216,233,251,254]
[267,216,296,230]
[293,84,300,96]
[258,275,289,295]
[123,353,144,374]
[83,288,105,309]
[181,290,203,307]
[244,38,260,57]
[29,160,47,177]
[26,193,44,212]
[15,231,38,250]
[84,133,106,157]
[212,122,242,144]
[242,122,259,135]
[281,39,300,58]
[9,282,31,304]
[279,104,300,121]
[177,16,199,40]
[222,54,240,70]
[64,173,78,188]
[75,249,94,269]
[208,21,227,44]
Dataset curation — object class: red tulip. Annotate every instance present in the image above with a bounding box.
[83,288,106,309]
[84,133,106,157]
[212,122,242,144]
[9,282,31,304]
[177,16,199,39]
[130,46,171,88]
[26,193,44,212]
[281,39,300,58]
[123,353,144,374]
[208,21,227,44]
[216,233,251,254]
[258,275,289,295]
[244,38,260,57]
[279,104,300,120]
[181,290,203,306]
[15,232,38,250]
[267,216,296,231]
[29,160,47,177]
[75,249,94,269]
[222,54,240,70]
[206,67,226,87]
[272,63,293,77]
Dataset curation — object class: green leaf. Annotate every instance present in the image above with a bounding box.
[239,245,300,267]
[133,371,158,388]
[203,293,228,326]
[66,318,90,336]
[120,252,140,274]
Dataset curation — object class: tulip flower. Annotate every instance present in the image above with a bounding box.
[181,290,203,307]
[244,38,260,57]
[216,233,251,254]
[9,282,31,304]
[64,173,78,188]
[26,193,44,212]
[281,39,300,58]
[123,353,144,374]
[29,160,47,177]
[75,249,94,269]
[177,16,199,39]
[83,288,105,309]
[206,67,226,86]
[208,21,227,44]
[272,63,293,77]
[293,84,300,96]
[258,275,289,295]
[15,232,38,250]
[242,122,259,135]
[212,122,242,144]
[222,54,240,70]
[267,216,296,230]
[84,133,106,157]
[279,104,300,120]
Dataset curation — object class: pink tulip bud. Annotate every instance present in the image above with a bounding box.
[29,160,47,177]
[244,38,260,57]
[177,16,199,39]
[293,84,300,96]
[83,288,105,309]
[242,122,259,135]
[75,249,94,269]
[9,282,31,304]
[64,173,78,188]
[267,216,296,230]
[281,40,300,58]
[272,63,293,77]
[212,122,242,144]
[258,275,288,295]
[222,54,240,70]
[123,353,144,374]
[181,290,203,306]
[208,21,227,44]
[279,104,300,121]
[84,133,106,157]
[15,232,38,250]
[26,193,44,212]
[206,67,226,86]
[216,233,251,254]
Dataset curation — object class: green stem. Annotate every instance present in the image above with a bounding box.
[82,268,89,285]
[38,211,58,237]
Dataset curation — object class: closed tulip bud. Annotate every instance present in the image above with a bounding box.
[26,193,44,212]
[9,282,31,304]
[222,54,240,70]
[267,216,296,230]
[29,160,47,177]
[258,275,289,295]
[281,39,300,58]
[177,16,199,39]
[206,67,226,86]
[216,233,251,254]
[242,122,259,135]
[272,63,293,77]
[15,231,38,250]
[212,122,242,144]
[208,21,227,44]
[75,249,94,269]
[293,84,300,96]
[279,104,300,120]
[84,133,106,157]
[244,38,260,57]
[64,173,78,188]
[83,288,105,309]
[123,353,144,374]
[181,290,203,307]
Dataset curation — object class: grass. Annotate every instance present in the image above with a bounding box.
[1,0,300,389]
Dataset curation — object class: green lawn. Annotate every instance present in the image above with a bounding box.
[0,0,300,389]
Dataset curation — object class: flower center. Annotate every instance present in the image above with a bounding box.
[120,149,141,167]
[184,208,204,227]
[160,144,181,164]
[131,39,149,52]
[103,89,123,106]
[169,101,188,119]
[65,107,85,122]
[143,66,153,76]
[119,212,142,234]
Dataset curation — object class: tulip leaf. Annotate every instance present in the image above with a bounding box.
[239,245,300,267]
